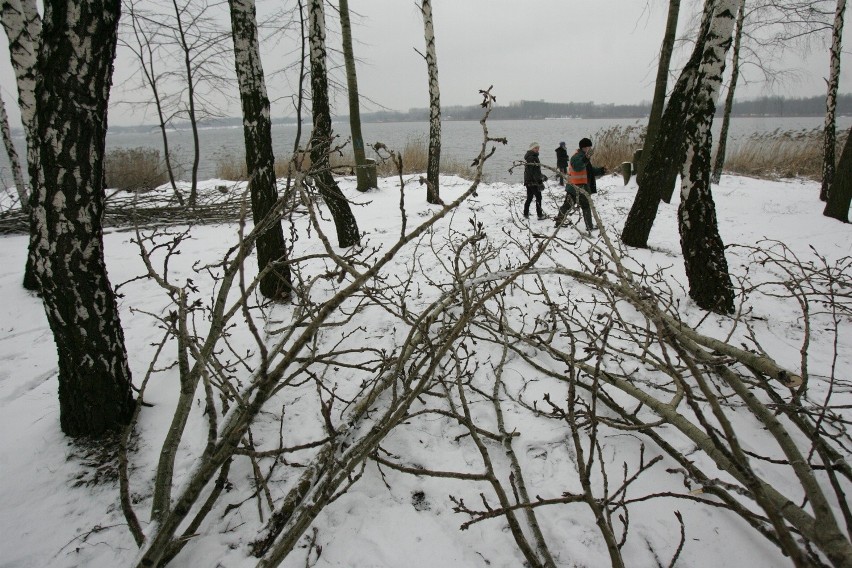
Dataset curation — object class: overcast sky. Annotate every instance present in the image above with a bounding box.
[1,0,850,128]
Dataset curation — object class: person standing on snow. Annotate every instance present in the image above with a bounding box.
[555,137,606,231]
[555,141,568,185]
[523,142,548,219]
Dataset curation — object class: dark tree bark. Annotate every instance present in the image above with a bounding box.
[229,0,292,301]
[823,126,852,222]
[621,0,715,248]
[308,0,360,247]
[420,0,441,204]
[339,0,372,192]
[711,0,746,185]
[30,0,135,437]
[820,0,846,201]
[637,0,681,184]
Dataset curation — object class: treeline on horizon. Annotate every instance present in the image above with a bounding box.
[352,93,852,122]
[110,93,851,133]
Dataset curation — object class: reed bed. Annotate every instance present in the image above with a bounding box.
[724,127,849,180]
[213,135,474,182]
[589,124,645,173]
[589,124,849,182]
[151,126,851,186]
[105,147,170,192]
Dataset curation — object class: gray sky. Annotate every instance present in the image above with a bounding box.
[1,0,850,128]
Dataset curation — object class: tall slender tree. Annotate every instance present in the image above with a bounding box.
[823,126,852,221]
[124,1,185,206]
[636,0,681,183]
[308,0,360,247]
[30,0,136,436]
[170,0,203,207]
[420,0,441,204]
[339,0,372,192]
[711,0,746,185]
[820,0,846,201]
[621,0,716,248]
[228,0,292,301]
[1,0,41,290]
[0,92,27,209]
[675,0,742,314]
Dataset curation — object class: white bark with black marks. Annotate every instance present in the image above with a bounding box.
[421,0,441,204]
[0,93,27,207]
[711,0,745,185]
[307,0,360,247]
[228,0,291,301]
[31,0,135,437]
[821,0,846,201]
[676,0,742,314]
[0,0,40,152]
[1,0,41,288]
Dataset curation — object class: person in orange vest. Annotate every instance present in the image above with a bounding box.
[523,142,548,219]
[555,137,606,231]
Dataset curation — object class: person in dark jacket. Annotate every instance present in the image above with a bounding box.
[523,142,547,219]
[555,137,606,231]
[555,141,568,184]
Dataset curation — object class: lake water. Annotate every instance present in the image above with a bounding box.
[3,116,850,187]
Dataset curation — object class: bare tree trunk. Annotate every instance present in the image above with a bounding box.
[621,0,715,248]
[0,92,27,209]
[421,0,441,204]
[711,0,746,185]
[677,0,741,314]
[125,1,185,206]
[339,0,372,191]
[31,0,135,437]
[171,0,202,207]
[308,0,360,247]
[820,0,846,202]
[1,0,41,290]
[823,125,852,221]
[637,0,681,184]
[229,0,292,301]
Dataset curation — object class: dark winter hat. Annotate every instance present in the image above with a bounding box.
[559,141,566,148]
[579,137,593,149]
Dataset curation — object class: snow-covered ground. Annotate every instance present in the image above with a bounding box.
[0,171,849,568]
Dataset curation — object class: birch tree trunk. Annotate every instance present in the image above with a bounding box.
[1,0,41,290]
[308,0,360,247]
[711,0,746,185]
[339,0,372,191]
[636,0,681,184]
[229,0,292,301]
[621,0,715,248]
[31,0,136,436]
[677,0,741,314]
[421,0,441,204]
[820,0,846,202]
[823,125,852,221]
[0,93,27,208]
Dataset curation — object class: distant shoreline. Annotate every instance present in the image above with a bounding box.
[102,93,852,134]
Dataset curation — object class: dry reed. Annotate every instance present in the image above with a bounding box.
[214,135,475,182]
[724,127,849,180]
[105,147,169,191]
[212,126,849,184]
[590,124,645,172]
